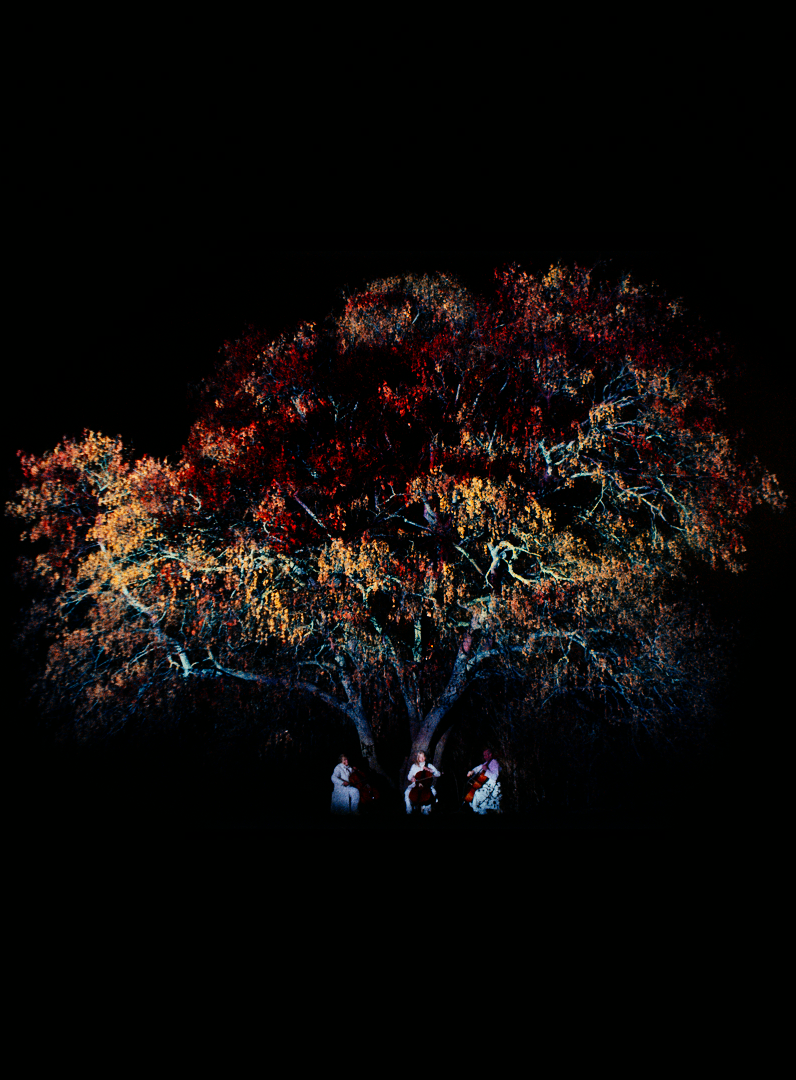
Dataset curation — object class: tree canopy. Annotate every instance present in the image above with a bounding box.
[9,263,784,793]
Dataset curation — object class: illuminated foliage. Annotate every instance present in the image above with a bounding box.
[8,266,784,780]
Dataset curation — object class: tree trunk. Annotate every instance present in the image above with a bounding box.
[348,704,393,786]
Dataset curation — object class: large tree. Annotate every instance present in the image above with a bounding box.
[8,264,783,787]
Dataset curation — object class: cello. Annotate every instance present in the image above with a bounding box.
[347,765,380,808]
[463,767,490,804]
[408,766,437,810]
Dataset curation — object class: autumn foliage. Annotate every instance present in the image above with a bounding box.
[8,265,784,790]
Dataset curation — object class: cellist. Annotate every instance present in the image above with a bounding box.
[404,751,442,815]
[330,754,361,815]
[464,747,502,814]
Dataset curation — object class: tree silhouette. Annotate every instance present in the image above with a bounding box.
[8,264,784,789]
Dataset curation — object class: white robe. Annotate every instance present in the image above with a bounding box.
[330,763,361,814]
[468,761,502,814]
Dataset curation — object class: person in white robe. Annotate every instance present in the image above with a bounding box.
[404,751,442,815]
[330,754,361,814]
[466,748,502,814]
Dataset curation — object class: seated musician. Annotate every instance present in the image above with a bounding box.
[404,751,442,815]
[465,748,502,814]
[330,754,360,815]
